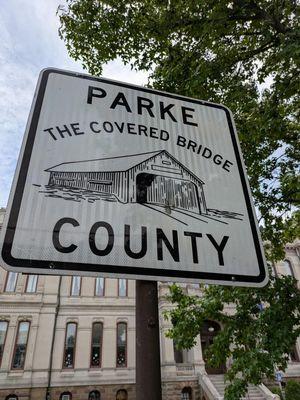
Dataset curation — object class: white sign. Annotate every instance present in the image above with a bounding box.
[0,68,268,286]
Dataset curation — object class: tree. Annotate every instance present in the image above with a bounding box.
[165,275,300,399]
[57,2,300,398]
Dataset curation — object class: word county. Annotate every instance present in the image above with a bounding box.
[53,218,229,267]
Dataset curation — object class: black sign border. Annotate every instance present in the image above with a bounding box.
[2,68,267,284]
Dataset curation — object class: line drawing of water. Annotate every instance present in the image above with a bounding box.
[37,185,244,227]
[39,185,118,204]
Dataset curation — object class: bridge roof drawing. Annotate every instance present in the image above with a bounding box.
[45,150,205,184]
[45,150,162,173]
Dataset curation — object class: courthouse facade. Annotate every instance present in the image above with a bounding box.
[0,206,299,400]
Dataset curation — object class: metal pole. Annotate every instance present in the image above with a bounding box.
[136,280,162,400]
[46,275,62,400]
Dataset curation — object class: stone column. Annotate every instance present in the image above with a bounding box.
[102,319,116,370]
[160,324,177,378]
[193,335,205,373]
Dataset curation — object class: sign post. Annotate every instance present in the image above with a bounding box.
[136,280,162,400]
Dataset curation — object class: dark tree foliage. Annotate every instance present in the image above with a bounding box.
[58,0,299,259]
[285,380,300,399]
[165,275,300,399]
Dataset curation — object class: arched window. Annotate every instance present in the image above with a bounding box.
[90,322,103,368]
[181,387,192,400]
[283,260,293,276]
[89,390,101,400]
[60,392,72,400]
[200,320,225,374]
[116,323,127,367]
[5,396,18,400]
[116,389,128,400]
[63,323,77,369]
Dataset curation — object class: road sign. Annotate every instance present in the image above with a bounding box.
[0,68,268,286]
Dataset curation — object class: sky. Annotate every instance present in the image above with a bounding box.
[0,0,147,207]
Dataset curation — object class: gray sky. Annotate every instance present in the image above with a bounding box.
[0,0,147,207]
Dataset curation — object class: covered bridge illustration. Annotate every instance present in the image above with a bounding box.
[45,150,207,214]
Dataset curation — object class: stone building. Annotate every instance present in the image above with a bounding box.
[0,206,299,400]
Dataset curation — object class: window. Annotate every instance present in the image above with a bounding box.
[0,321,8,366]
[89,390,101,400]
[63,323,77,368]
[201,320,225,374]
[118,279,127,297]
[116,322,127,367]
[181,387,192,400]
[60,392,72,400]
[290,345,300,362]
[116,389,128,400]
[90,322,103,368]
[71,276,81,296]
[11,321,30,369]
[173,340,183,364]
[190,283,200,289]
[95,277,105,296]
[25,275,38,293]
[283,260,293,276]
[5,272,18,292]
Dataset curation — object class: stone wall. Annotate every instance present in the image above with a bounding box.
[1,384,136,400]
[0,381,204,399]
[0,387,31,399]
[162,379,201,400]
